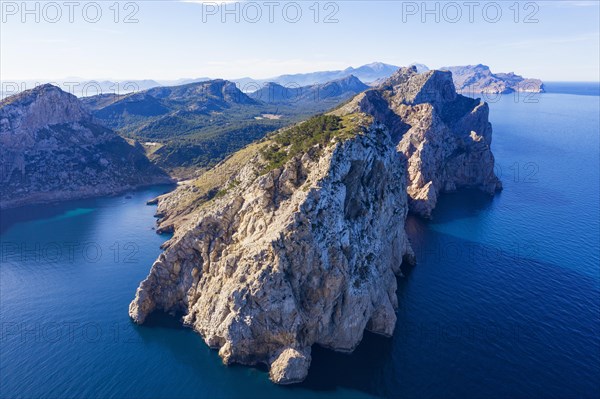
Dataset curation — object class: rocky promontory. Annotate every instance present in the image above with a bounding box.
[130,113,414,383]
[338,66,502,217]
[129,67,501,383]
[0,84,171,209]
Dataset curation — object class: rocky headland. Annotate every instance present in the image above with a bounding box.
[129,66,501,383]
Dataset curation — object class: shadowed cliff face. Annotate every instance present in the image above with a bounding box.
[0,84,171,209]
[129,67,501,384]
[339,66,502,217]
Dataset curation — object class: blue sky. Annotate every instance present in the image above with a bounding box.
[1,0,599,81]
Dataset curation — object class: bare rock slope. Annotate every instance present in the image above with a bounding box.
[340,66,502,217]
[129,67,501,383]
[0,84,171,209]
[130,113,414,384]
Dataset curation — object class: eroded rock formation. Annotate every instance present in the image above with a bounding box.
[130,67,501,384]
[337,66,502,217]
[130,114,414,383]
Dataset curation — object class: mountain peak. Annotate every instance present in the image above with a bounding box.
[379,66,418,87]
[360,61,396,71]
[1,84,90,130]
[328,74,367,89]
[262,81,286,89]
[141,78,256,105]
[2,83,73,106]
[409,63,430,73]
[376,67,458,109]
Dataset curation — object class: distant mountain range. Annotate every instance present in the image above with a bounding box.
[82,76,368,174]
[235,62,399,88]
[0,63,393,100]
[81,80,274,174]
[236,62,544,94]
[249,75,368,108]
[1,62,544,100]
[83,79,260,139]
[1,63,545,180]
[0,79,162,99]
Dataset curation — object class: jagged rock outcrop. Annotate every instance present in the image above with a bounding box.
[338,66,502,217]
[0,84,171,209]
[130,113,414,384]
[442,64,544,94]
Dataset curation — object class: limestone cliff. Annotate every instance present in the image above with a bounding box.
[130,114,414,383]
[0,84,171,209]
[338,66,502,217]
[129,67,501,384]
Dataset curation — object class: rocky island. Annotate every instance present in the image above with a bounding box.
[129,66,502,384]
[0,84,171,209]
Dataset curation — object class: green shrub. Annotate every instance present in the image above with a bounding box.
[259,114,364,173]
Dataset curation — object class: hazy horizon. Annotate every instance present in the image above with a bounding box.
[2,62,600,85]
[2,1,599,82]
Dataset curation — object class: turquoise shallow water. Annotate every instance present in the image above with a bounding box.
[1,91,599,398]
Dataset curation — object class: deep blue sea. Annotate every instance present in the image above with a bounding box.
[543,81,600,97]
[1,88,599,399]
